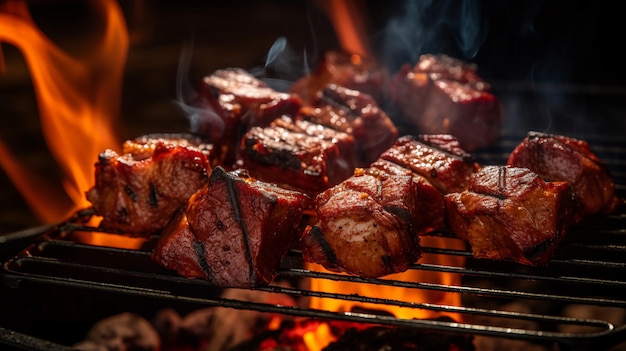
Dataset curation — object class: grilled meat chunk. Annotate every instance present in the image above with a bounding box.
[151,167,310,288]
[301,169,420,278]
[290,51,390,106]
[86,134,213,236]
[507,132,620,223]
[240,116,357,195]
[368,159,446,234]
[300,84,398,166]
[380,134,481,194]
[194,68,302,165]
[445,165,575,266]
[390,54,502,151]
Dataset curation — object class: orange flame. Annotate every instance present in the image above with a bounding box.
[300,238,465,351]
[0,0,126,224]
[315,0,371,57]
[306,237,465,321]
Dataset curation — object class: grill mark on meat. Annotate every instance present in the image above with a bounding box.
[474,166,508,201]
[149,183,158,208]
[528,132,604,174]
[413,137,475,164]
[382,255,395,273]
[524,238,553,261]
[192,237,213,280]
[492,166,507,200]
[498,166,506,191]
[318,90,355,118]
[116,207,129,222]
[309,225,339,266]
[124,185,137,202]
[224,174,256,285]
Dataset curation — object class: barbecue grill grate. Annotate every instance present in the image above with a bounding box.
[2,134,626,350]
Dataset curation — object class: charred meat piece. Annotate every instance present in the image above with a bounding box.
[270,115,357,171]
[445,165,575,266]
[194,68,302,165]
[368,159,446,234]
[86,134,213,236]
[507,131,620,223]
[390,54,503,151]
[301,169,421,278]
[151,167,310,288]
[240,116,357,195]
[290,51,390,106]
[380,134,481,194]
[300,84,398,166]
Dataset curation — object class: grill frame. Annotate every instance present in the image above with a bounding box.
[1,134,626,350]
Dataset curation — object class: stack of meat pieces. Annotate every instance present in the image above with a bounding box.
[292,52,502,152]
[445,131,619,266]
[194,67,303,165]
[86,57,621,289]
[304,131,619,272]
[193,67,398,196]
[301,134,481,277]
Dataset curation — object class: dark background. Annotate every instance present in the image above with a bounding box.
[1,0,625,234]
[0,0,625,347]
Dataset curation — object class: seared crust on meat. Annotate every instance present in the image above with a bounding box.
[151,167,310,288]
[301,169,420,278]
[380,134,481,194]
[241,116,357,195]
[194,68,302,165]
[390,54,502,151]
[445,165,575,266]
[368,159,446,234]
[301,84,398,166]
[86,134,213,236]
[507,131,620,222]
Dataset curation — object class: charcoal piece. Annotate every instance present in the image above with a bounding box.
[323,323,475,351]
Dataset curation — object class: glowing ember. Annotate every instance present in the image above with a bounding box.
[0,0,126,226]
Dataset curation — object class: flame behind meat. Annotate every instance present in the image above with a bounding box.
[0,0,126,224]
